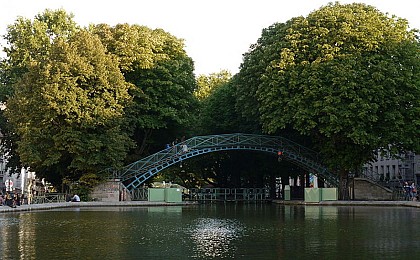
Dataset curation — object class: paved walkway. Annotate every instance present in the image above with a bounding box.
[0,201,197,213]
[1,200,419,213]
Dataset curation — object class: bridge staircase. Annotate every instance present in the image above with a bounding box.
[357,168,407,200]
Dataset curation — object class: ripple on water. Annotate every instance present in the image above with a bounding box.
[187,217,244,258]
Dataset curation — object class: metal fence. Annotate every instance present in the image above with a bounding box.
[31,193,67,204]
[186,188,270,202]
[130,188,148,201]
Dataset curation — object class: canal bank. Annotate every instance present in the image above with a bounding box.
[1,199,420,213]
[0,201,198,213]
[273,199,420,208]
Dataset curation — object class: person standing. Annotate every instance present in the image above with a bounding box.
[403,182,411,201]
[411,183,417,201]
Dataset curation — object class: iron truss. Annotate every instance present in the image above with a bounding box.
[111,133,339,191]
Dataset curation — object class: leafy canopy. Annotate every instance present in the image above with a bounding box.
[91,23,197,132]
[236,3,420,171]
[3,11,133,184]
[195,70,232,101]
[0,9,79,174]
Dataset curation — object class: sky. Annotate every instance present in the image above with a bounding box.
[1,0,419,76]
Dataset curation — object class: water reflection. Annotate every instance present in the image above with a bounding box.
[0,214,36,259]
[18,214,36,259]
[188,218,243,258]
[304,206,338,219]
[1,205,420,259]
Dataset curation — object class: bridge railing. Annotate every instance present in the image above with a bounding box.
[186,188,270,202]
[30,193,67,204]
[112,133,339,190]
[185,133,319,162]
[119,133,321,178]
[359,168,406,192]
[130,188,148,201]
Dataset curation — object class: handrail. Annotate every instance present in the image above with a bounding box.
[109,133,339,191]
[120,133,320,176]
[31,193,67,204]
[359,168,408,192]
[187,188,270,201]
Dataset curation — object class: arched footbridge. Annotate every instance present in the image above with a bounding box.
[111,133,339,191]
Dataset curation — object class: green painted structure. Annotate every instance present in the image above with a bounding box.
[304,188,338,202]
[147,188,182,203]
[107,133,339,191]
[148,188,165,202]
[164,188,182,203]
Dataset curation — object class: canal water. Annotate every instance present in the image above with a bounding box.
[1,204,420,259]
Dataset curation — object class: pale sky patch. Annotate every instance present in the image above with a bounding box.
[1,0,419,75]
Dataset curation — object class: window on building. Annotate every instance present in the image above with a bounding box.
[392,165,396,179]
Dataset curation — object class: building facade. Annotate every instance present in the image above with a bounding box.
[0,134,36,195]
[363,152,420,188]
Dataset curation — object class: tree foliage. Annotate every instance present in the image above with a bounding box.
[195,70,231,101]
[234,20,292,129]
[91,24,197,158]
[1,11,131,184]
[236,3,420,174]
[163,71,274,189]
[199,80,260,135]
[0,9,79,174]
[5,29,133,184]
[4,4,418,194]
[1,10,199,188]
[1,9,77,99]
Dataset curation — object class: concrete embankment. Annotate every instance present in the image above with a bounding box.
[273,200,420,208]
[2,200,420,213]
[0,201,198,213]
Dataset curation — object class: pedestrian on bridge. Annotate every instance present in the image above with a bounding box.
[181,144,188,153]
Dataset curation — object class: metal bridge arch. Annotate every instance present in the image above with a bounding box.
[113,133,338,191]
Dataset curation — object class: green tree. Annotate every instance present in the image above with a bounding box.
[91,24,197,159]
[195,70,231,101]
[200,80,260,134]
[0,9,79,174]
[164,76,270,189]
[5,29,133,186]
[233,20,294,132]
[236,3,420,197]
[194,70,242,135]
[1,9,78,99]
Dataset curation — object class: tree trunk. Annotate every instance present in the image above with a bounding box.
[305,173,310,188]
[139,129,153,155]
[339,170,349,200]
